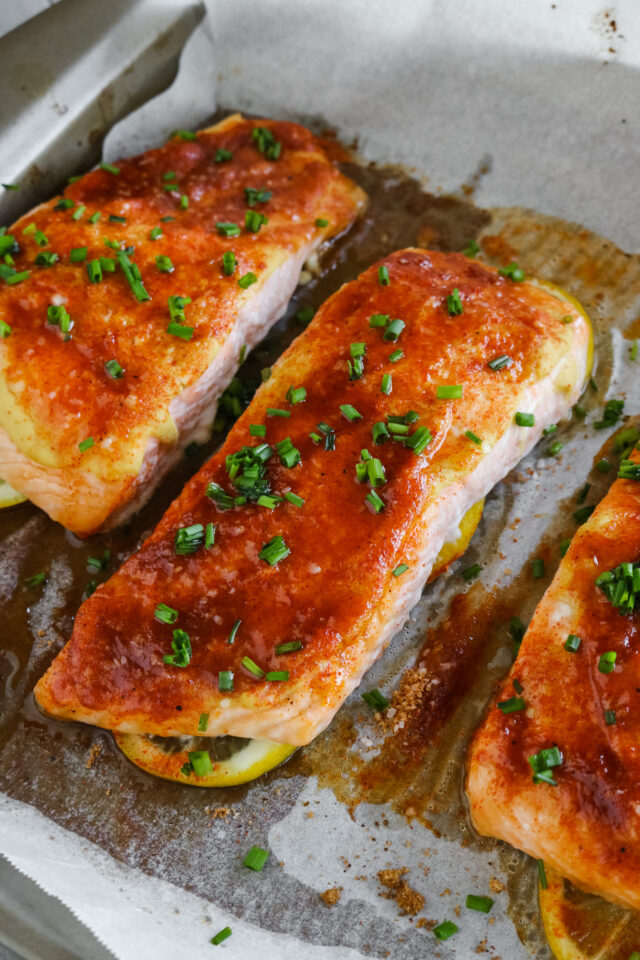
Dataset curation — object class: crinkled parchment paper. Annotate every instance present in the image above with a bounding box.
[2,2,640,958]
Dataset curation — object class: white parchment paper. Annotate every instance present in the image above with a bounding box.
[4,1,640,958]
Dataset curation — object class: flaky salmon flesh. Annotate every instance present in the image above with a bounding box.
[0,114,365,536]
[35,250,590,746]
[468,446,640,911]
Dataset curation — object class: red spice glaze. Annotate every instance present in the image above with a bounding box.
[0,116,363,475]
[468,447,640,910]
[35,249,586,743]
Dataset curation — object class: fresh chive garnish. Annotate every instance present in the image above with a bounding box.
[573,404,586,418]
[462,562,481,582]
[155,602,178,624]
[104,358,124,379]
[340,404,362,422]
[436,384,463,399]
[211,927,232,946]
[218,670,234,692]
[561,314,573,324]
[594,398,624,430]
[366,490,385,513]
[378,265,390,286]
[573,505,594,524]
[446,287,463,315]
[244,187,272,207]
[222,250,237,275]
[100,256,115,272]
[167,322,193,340]
[604,708,617,725]
[286,385,306,405]
[99,162,120,175]
[180,195,188,209]
[116,250,150,302]
[155,254,173,273]
[528,746,563,785]
[538,861,548,890]
[372,421,390,445]
[466,895,494,913]
[188,751,212,776]
[238,271,258,289]
[198,712,209,733]
[265,670,289,681]
[46,304,73,337]
[22,223,36,235]
[388,349,404,362]
[252,126,281,159]
[559,537,572,557]
[543,424,557,435]
[250,424,266,437]
[296,306,315,324]
[383,318,405,342]
[564,633,581,652]
[259,534,290,566]
[276,640,302,655]
[369,313,389,328]
[576,482,591,504]
[54,198,75,211]
[498,696,526,714]
[0,320,11,338]
[405,426,432,455]
[257,494,280,509]
[244,210,268,232]
[3,183,19,191]
[204,522,216,549]
[70,205,85,221]
[162,628,191,667]
[392,563,409,577]
[381,373,392,395]
[515,412,535,427]
[24,572,46,588]
[366,457,386,487]
[598,650,617,673]
[488,354,512,371]
[174,523,205,554]
[69,246,88,263]
[531,557,545,578]
[171,129,196,140]
[215,148,233,163]
[241,656,264,678]
[266,407,290,418]
[499,261,525,281]
[166,294,193,339]
[88,211,102,223]
[243,845,270,871]
[34,251,58,267]
[148,226,162,241]
[362,689,389,711]
[465,430,482,445]
[284,491,304,507]
[547,441,563,457]
[0,267,29,285]
[78,437,94,452]
[163,182,178,192]
[34,230,48,246]
[162,171,176,180]
[216,221,241,237]
[227,619,241,644]
[315,217,329,227]
[462,239,479,256]
[433,921,458,942]
[630,341,638,361]
[108,214,126,224]
[619,459,640,480]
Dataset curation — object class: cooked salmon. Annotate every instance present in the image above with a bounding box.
[35,250,590,745]
[0,114,365,536]
[467,446,640,910]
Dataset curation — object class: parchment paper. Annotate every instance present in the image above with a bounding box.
[3,2,640,958]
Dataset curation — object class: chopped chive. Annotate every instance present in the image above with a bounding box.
[366,489,385,513]
[227,619,241,645]
[2,183,19,191]
[266,407,290,418]
[509,617,526,647]
[433,921,458,942]
[266,670,289,681]
[222,250,237,275]
[105,358,124,379]
[462,239,479,256]
[167,321,193,340]
[436,384,463,399]
[211,926,232,946]
[99,256,115,273]
[405,426,432,455]
[315,217,329,228]
[204,522,216,549]
[243,846,270,871]
[564,633,581,652]
[594,397,624,430]
[250,424,266,437]
[88,211,102,223]
[488,354,513,371]
[362,689,389,711]
[69,246,88,263]
[216,221,241,237]
[155,602,178,624]
[155,254,173,273]
[528,746,563,785]
[598,651,617,674]
[99,162,120,175]
[498,696,526,714]
[54,198,75,211]
[561,314,573,324]
[576,482,591,504]
[388,422,409,437]
[543,424,557,436]
[515,412,535,427]
[162,628,191,667]
[466,895,494,913]
[34,251,59,267]
[618,459,640,481]
[34,230,48,246]
[259,534,290,566]
[465,430,482,445]
[189,750,212,777]
[613,426,640,455]
[372,421,390,445]
[381,373,392,395]
[286,385,306,405]
[218,670,234,692]
[573,505,594,524]
[284,491,304,507]
[604,708,617,725]
[252,126,281,159]
[108,214,126,224]
[559,537,572,557]
[162,171,176,181]
[148,226,162,241]
[244,187,272,207]
[499,261,525,281]
[116,250,150,302]
[163,182,178,191]
[238,271,258,289]
[180,194,189,209]
[538,860,548,890]
[369,313,389,328]
[174,523,205,555]
[378,265,390,285]
[171,129,196,140]
[24,572,46,588]
[392,563,409,577]
[446,287,463,315]
[78,437,94,452]
[276,640,302,655]
[366,457,386,488]
[383,318,405,341]
[244,210,268,232]
[340,403,362,422]
[531,557,545,578]
[215,148,233,163]
[2,268,29,285]
[160,216,174,222]
[573,404,587,418]
[257,494,280,509]
[631,341,638,361]
[241,656,264,678]
[0,320,11,338]
[295,306,315,325]
[388,349,404,362]
[547,441,563,457]
[462,562,481,582]
[22,223,36,235]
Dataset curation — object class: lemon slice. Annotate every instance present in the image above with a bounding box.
[0,477,27,509]
[540,864,640,960]
[114,731,295,787]
[428,499,484,583]
[534,279,595,380]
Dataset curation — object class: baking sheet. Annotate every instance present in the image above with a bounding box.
[3,2,640,958]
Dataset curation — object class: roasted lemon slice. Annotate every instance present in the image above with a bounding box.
[428,499,484,583]
[114,731,295,787]
[0,478,27,509]
[540,864,640,960]
[534,279,595,379]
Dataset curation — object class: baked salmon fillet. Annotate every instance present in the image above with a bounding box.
[35,250,590,746]
[467,446,640,910]
[0,114,365,536]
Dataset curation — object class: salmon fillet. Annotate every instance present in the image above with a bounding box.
[34,250,590,745]
[467,445,640,910]
[0,114,365,536]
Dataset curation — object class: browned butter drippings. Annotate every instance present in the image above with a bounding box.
[2,142,640,958]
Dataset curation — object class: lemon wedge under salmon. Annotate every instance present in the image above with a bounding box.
[0,478,27,508]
